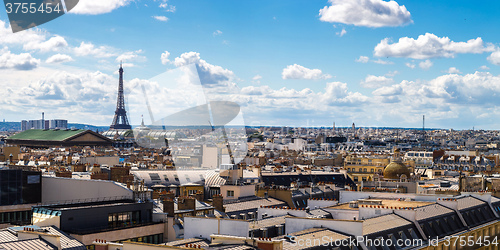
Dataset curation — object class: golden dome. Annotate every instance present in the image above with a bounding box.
[383,161,410,180]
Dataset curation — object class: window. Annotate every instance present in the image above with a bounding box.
[163,175,169,181]
[363,168,367,172]
[227,190,235,197]
[362,177,367,181]
[199,174,204,180]
[27,175,40,184]
[185,174,191,182]
[354,177,358,182]
[108,211,134,228]
[149,173,161,181]
[370,169,374,173]
[347,168,351,172]
[174,174,179,182]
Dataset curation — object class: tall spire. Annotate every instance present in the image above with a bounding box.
[110,64,132,130]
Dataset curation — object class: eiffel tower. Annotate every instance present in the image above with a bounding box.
[110,63,132,130]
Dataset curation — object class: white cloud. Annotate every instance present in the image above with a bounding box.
[374,33,495,59]
[74,42,116,58]
[152,16,169,22]
[373,59,393,65]
[46,54,74,64]
[252,74,262,84]
[0,20,45,46]
[336,28,346,37]
[23,35,68,52]
[355,56,369,63]
[361,75,394,88]
[445,67,461,74]
[319,0,412,28]
[213,30,223,36]
[480,65,490,70]
[355,56,393,64]
[161,51,171,65]
[173,51,235,85]
[70,0,132,15]
[386,70,399,77]
[487,50,500,65]
[405,62,415,69]
[0,47,40,70]
[159,2,176,12]
[116,50,145,63]
[282,64,332,80]
[372,84,402,96]
[1,71,120,124]
[419,60,433,70]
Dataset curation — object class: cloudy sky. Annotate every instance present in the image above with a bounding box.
[1,0,500,129]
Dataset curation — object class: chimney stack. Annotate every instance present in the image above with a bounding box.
[178,196,196,216]
[192,191,204,202]
[163,199,175,217]
[213,194,225,213]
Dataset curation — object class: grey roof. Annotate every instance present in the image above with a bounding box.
[224,197,286,214]
[205,170,227,187]
[131,169,207,186]
[165,237,210,247]
[153,198,215,214]
[363,214,412,235]
[0,230,18,243]
[416,204,455,221]
[0,238,55,250]
[206,245,255,250]
[457,196,486,210]
[278,228,350,250]
[249,215,286,229]
[307,208,332,218]
[0,226,86,250]
[43,226,86,250]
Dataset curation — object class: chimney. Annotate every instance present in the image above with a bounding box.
[163,199,175,217]
[213,194,225,213]
[94,240,109,250]
[178,196,196,215]
[192,191,204,202]
[165,191,175,200]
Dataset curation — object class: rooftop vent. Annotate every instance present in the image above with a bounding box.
[349,201,359,208]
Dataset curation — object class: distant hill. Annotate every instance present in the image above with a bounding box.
[67,124,110,132]
[0,122,109,132]
[0,122,20,131]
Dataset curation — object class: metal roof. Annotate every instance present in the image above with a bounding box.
[224,197,286,214]
[415,204,455,221]
[457,196,486,210]
[0,238,55,250]
[1,226,86,250]
[363,214,412,235]
[8,129,86,141]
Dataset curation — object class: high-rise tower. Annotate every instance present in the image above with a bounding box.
[110,63,132,130]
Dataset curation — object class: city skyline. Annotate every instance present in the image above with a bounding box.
[1,1,500,129]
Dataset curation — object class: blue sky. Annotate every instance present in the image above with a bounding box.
[1,0,500,129]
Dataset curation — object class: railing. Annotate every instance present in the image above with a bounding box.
[34,196,133,207]
[66,221,164,235]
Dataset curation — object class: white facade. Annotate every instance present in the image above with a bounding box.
[184,217,249,239]
[42,176,133,203]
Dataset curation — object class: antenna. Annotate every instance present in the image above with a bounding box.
[422,115,425,145]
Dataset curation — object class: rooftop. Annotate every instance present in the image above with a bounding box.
[8,129,86,141]
[327,198,434,210]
